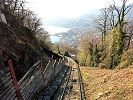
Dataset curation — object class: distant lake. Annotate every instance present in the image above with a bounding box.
[45,25,70,43]
[50,35,60,43]
[45,25,70,35]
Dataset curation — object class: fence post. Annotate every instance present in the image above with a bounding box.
[8,59,22,100]
[60,59,63,70]
[51,60,56,80]
[57,59,61,74]
[39,60,45,84]
[53,60,57,77]
[59,59,62,73]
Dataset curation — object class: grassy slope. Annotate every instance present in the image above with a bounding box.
[80,66,133,100]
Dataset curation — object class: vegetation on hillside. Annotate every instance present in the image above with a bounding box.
[0,0,52,80]
[77,0,133,69]
[81,66,133,100]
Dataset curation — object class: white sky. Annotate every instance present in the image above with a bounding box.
[25,0,133,35]
[26,0,133,20]
[26,0,105,19]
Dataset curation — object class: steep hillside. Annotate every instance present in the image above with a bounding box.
[81,67,133,100]
[0,10,51,80]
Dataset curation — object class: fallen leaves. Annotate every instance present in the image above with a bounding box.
[80,67,133,100]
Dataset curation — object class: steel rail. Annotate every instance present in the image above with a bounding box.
[77,65,86,100]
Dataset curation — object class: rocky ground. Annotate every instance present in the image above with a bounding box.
[80,66,133,100]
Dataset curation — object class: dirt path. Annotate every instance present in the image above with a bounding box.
[80,67,133,100]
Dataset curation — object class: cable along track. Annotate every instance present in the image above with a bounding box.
[54,58,86,100]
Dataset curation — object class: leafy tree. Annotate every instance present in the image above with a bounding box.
[98,0,133,68]
[77,30,100,67]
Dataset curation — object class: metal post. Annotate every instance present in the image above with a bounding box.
[8,59,22,100]
[53,60,57,79]
[58,59,61,74]
[50,60,56,81]
[39,60,46,84]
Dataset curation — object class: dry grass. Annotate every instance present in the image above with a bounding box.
[80,66,133,100]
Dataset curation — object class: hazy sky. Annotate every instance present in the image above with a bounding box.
[25,0,133,37]
[26,0,106,19]
[26,0,133,20]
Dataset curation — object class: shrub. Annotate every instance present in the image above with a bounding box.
[99,63,108,69]
[115,49,133,69]
[116,60,129,69]
[121,49,133,65]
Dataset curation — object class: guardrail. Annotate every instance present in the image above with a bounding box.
[0,50,66,100]
[66,57,86,100]
[77,65,86,100]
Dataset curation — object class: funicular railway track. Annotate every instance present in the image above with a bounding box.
[53,58,86,100]
[0,48,85,100]
[37,57,86,100]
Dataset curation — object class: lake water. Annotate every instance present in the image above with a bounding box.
[45,25,70,43]
[50,35,60,43]
[45,25,70,35]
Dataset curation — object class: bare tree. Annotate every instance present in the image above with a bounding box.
[112,0,132,28]
[95,8,110,41]
[125,19,133,49]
